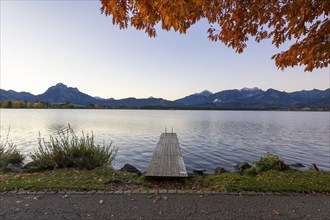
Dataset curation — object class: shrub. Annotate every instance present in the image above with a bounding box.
[244,167,257,176]
[0,131,25,170]
[252,153,289,172]
[30,125,117,170]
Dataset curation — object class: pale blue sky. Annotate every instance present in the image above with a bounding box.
[1,0,329,100]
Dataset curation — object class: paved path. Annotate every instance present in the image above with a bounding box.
[1,193,329,219]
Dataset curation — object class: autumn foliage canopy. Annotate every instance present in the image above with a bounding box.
[99,0,329,71]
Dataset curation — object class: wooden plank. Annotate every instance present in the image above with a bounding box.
[146,133,188,177]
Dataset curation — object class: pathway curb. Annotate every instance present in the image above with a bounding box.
[1,190,329,196]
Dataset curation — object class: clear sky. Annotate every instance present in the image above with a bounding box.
[1,1,329,100]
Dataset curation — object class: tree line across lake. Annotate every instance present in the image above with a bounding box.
[0,100,144,109]
[0,100,329,111]
[0,100,89,109]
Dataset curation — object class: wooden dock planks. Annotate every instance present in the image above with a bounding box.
[146,133,188,178]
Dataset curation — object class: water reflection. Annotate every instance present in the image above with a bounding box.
[0,109,329,172]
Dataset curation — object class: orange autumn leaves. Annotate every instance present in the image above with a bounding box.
[100,0,329,72]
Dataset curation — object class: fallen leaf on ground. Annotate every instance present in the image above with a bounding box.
[62,195,68,199]
[273,210,280,215]
[153,196,161,204]
[99,199,103,204]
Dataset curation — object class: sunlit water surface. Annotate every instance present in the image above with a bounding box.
[1,109,329,172]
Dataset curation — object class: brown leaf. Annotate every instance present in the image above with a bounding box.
[273,210,280,215]
[153,196,161,204]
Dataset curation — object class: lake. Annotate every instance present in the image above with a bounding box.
[0,109,329,172]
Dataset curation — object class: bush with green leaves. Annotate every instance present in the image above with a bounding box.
[31,126,117,170]
[244,167,257,176]
[0,135,25,170]
[252,153,289,172]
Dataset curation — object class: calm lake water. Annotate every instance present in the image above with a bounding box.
[0,109,329,172]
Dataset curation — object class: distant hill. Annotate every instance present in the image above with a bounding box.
[1,83,329,109]
[175,90,213,106]
[174,87,330,109]
[0,89,35,102]
[109,97,179,107]
[0,83,178,107]
[36,83,98,105]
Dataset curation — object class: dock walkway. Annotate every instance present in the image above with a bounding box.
[146,133,188,178]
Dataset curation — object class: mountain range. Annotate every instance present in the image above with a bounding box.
[1,83,329,109]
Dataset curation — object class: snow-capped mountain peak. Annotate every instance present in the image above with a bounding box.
[240,87,261,91]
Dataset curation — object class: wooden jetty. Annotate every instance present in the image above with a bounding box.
[146,132,188,178]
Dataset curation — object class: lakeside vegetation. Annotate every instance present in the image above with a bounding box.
[0,100,329,111]
[1,127,329,193]
[0,129,25,171]
[0,126,117,172]
[1,168,329,193]
[0,100,83,109]
[31,126,117,170]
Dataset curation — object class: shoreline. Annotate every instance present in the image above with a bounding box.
[1,107,329,112]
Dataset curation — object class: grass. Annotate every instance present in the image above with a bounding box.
[201,170,330,193]
[30,125,117,170]
[0,130,25,171]
[0,168,144,191]
[1,169,329,193]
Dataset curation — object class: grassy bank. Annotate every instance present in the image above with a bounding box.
[1,168,329,193]
[1,127,329,193]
